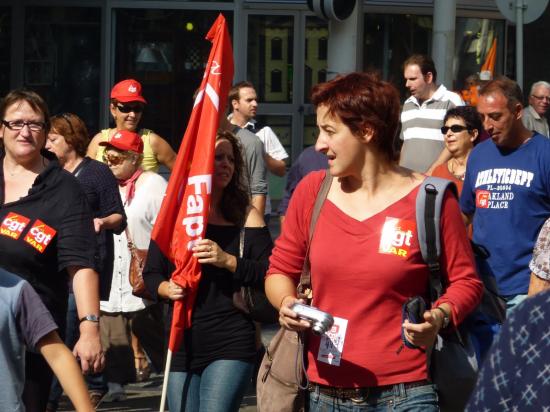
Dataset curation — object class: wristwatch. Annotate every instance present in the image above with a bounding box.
[434,307,450,329]
[79,314,100,324]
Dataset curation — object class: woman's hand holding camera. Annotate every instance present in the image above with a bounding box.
[278,296,311,332]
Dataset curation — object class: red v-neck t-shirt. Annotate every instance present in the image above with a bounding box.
[268,171,482,387]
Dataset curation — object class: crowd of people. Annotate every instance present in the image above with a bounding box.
[1,53,550,412]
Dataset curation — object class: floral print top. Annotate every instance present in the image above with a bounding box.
[529,217,550,280]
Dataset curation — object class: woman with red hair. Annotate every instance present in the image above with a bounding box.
[265,72,483,411]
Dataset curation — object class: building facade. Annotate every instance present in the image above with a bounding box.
[0,0,546,200]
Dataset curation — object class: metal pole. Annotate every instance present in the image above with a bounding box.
[327,1,362,77]
[432,0,456,89]
[516,0,524,89]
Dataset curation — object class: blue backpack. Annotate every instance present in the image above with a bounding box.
[415,177,507,411]
[416,177,506,327]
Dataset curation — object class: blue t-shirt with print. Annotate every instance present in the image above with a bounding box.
[460,133,550,296]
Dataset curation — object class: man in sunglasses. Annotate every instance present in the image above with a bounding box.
[87,79,176,172]
[399,54,464,174]
[521,81,550,137]
[461,76,550,312]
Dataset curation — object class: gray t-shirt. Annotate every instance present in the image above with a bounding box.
[235,127,268,196]
[0,269,58,411]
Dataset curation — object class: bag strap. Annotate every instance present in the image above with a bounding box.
[415,177,457,302]
[124,227,137,251]
[72,157,91,178]
[297,170,332,297]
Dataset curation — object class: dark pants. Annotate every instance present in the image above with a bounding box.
[23,306,66,412]
[24,352,54,412]
[131,303,165,372]
[48,293,106,408]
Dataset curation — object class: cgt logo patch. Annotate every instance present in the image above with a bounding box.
[379,217,416,258]
[24,220,56,253]
[1,212,31,240]
[476,190,491,209]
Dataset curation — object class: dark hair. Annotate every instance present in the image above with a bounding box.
[443,106,483,134]
[228,81,255,107]
[310,71,401,162]
[479,76,524,111]
[217,130,250,226]
[50,113,90,157]
[403,54,437,83]
[0,89,50,133]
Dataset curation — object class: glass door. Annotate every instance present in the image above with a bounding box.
[113,9,233,150]
[245,10,328,202]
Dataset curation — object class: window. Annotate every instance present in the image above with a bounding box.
[114,9,233,147]
[0,8,10,97]
[248,15,293,103]
[363,13,432,95]
[318,37,327,60]
[271,37,282,60]
[24,7,100,132]
[271,69,282,92]
[454,17,505,102]
[318,69,327,83]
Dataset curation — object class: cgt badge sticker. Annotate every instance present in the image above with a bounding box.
[378,217,416,258]
[1,212,31,240]
[24,219,56,253]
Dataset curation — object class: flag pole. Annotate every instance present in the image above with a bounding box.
[159,349,173,411]
[151,15,234,411]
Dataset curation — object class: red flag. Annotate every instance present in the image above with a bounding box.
[151,14,234,352]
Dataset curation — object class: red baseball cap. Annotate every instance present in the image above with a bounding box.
[110,79,147,104]
[99,130,144,154]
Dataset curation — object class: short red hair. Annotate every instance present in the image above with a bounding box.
[311,72,401,161]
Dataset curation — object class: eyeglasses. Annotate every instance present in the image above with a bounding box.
[531,95,550,102]
[116,104,144,114]
[441,125,470,134]
[2,120,46,132]
[102,152,128,166]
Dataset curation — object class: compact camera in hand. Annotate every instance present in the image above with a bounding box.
[291,303,334,335]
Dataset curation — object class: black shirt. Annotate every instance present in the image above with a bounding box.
[73,157,126,300]
[0,154,96,325]
[144,224,273,371]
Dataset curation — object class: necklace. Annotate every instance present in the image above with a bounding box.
[4,156,46,178]
[448,158,465,181]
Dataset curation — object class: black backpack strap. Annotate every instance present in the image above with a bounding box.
[416,177,458,302]
[298,170,331,296]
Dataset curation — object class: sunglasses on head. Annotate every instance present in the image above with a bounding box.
[116,103,144,114]
[52,113,77,136]
[102,152,128,166]
[441,125,470,134]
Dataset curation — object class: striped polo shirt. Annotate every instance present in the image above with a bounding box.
[399,85,463,172]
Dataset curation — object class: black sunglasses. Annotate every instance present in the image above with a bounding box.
[441,125,470,134]
[116,104,144,114]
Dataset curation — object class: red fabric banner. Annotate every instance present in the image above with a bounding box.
[151,14,234,352]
